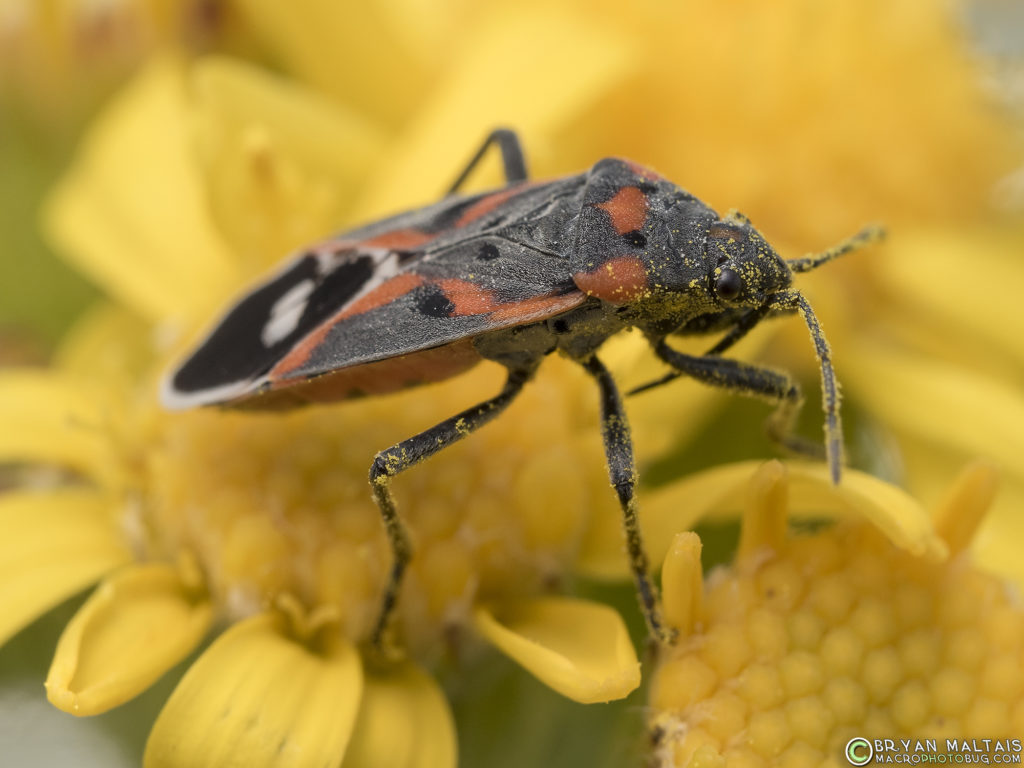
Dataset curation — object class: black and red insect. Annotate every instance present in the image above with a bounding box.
[164,129,881,645]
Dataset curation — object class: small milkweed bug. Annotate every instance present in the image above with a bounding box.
[164,129,882,646]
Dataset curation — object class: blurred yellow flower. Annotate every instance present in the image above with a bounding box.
[0,0,252,117]
[647,460,1022,768]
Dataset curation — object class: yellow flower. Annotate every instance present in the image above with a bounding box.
[1,56,649,766]
[831,226,1024,588]
[647,460,1024,767]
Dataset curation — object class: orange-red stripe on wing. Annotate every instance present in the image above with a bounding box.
[436,278,499,315]
[455,185,528,228]
[270,273,426,378]
[488,292,584,323]
[438,278,584,323]
[361,229,436,249]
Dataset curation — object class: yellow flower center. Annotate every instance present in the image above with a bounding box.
[650,523,1024,767]
[141,358,607,654]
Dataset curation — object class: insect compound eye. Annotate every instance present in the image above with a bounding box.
[715,268,743,301]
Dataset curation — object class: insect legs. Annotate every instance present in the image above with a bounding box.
[649,340,824,461]
[447,128,530,195]
[367,364,536,650]
[581,355,675,644]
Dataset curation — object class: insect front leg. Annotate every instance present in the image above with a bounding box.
[629,305,795,396]
[651,339,826,462]
[447,128,529,195]
[367,364,536,651]
[580,355,675,645]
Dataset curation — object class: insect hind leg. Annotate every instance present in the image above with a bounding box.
[581,355,675,645]
[447,128,529,195]
[367,364,536,651]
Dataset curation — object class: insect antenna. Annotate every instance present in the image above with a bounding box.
[786,224,885,274]
[769,289,843,484]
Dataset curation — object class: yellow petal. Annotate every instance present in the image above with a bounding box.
[933,459,999,556]
[0,369,119,486]
[579,460,947,579]
[341,661,456,768]
[352,6,637,220]
[473,597,640,704]
[44,55,237,323]
[190,57,384,273]
[232,0,431,124]
[898,438,1024,589]
[46,562,213,716]
[972,479,1024,588]
[736,459,789,562]
[144,613,362,768]
[871,227,1024,370]
[661,532,704,638]
[0,489,131,646]
[844,342,1024,482]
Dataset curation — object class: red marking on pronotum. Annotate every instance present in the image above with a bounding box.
[597,186,648,236]
[572,256,649,303]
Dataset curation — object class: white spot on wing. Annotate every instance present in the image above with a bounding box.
[261,278,316,346]
[162,240,418,411]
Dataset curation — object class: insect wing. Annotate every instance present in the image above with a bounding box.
[162,238,416,408]
[262,235,585,387]
[163,185,585,409]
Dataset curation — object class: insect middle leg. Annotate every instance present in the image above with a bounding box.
[580,355,674,644]
[447,128,529,194]
[367,364,536,650]
[651,339,825,461]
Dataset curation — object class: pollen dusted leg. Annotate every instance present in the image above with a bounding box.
[580,355,675,645]
[367,365,535,650]
[651,340,826,462]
